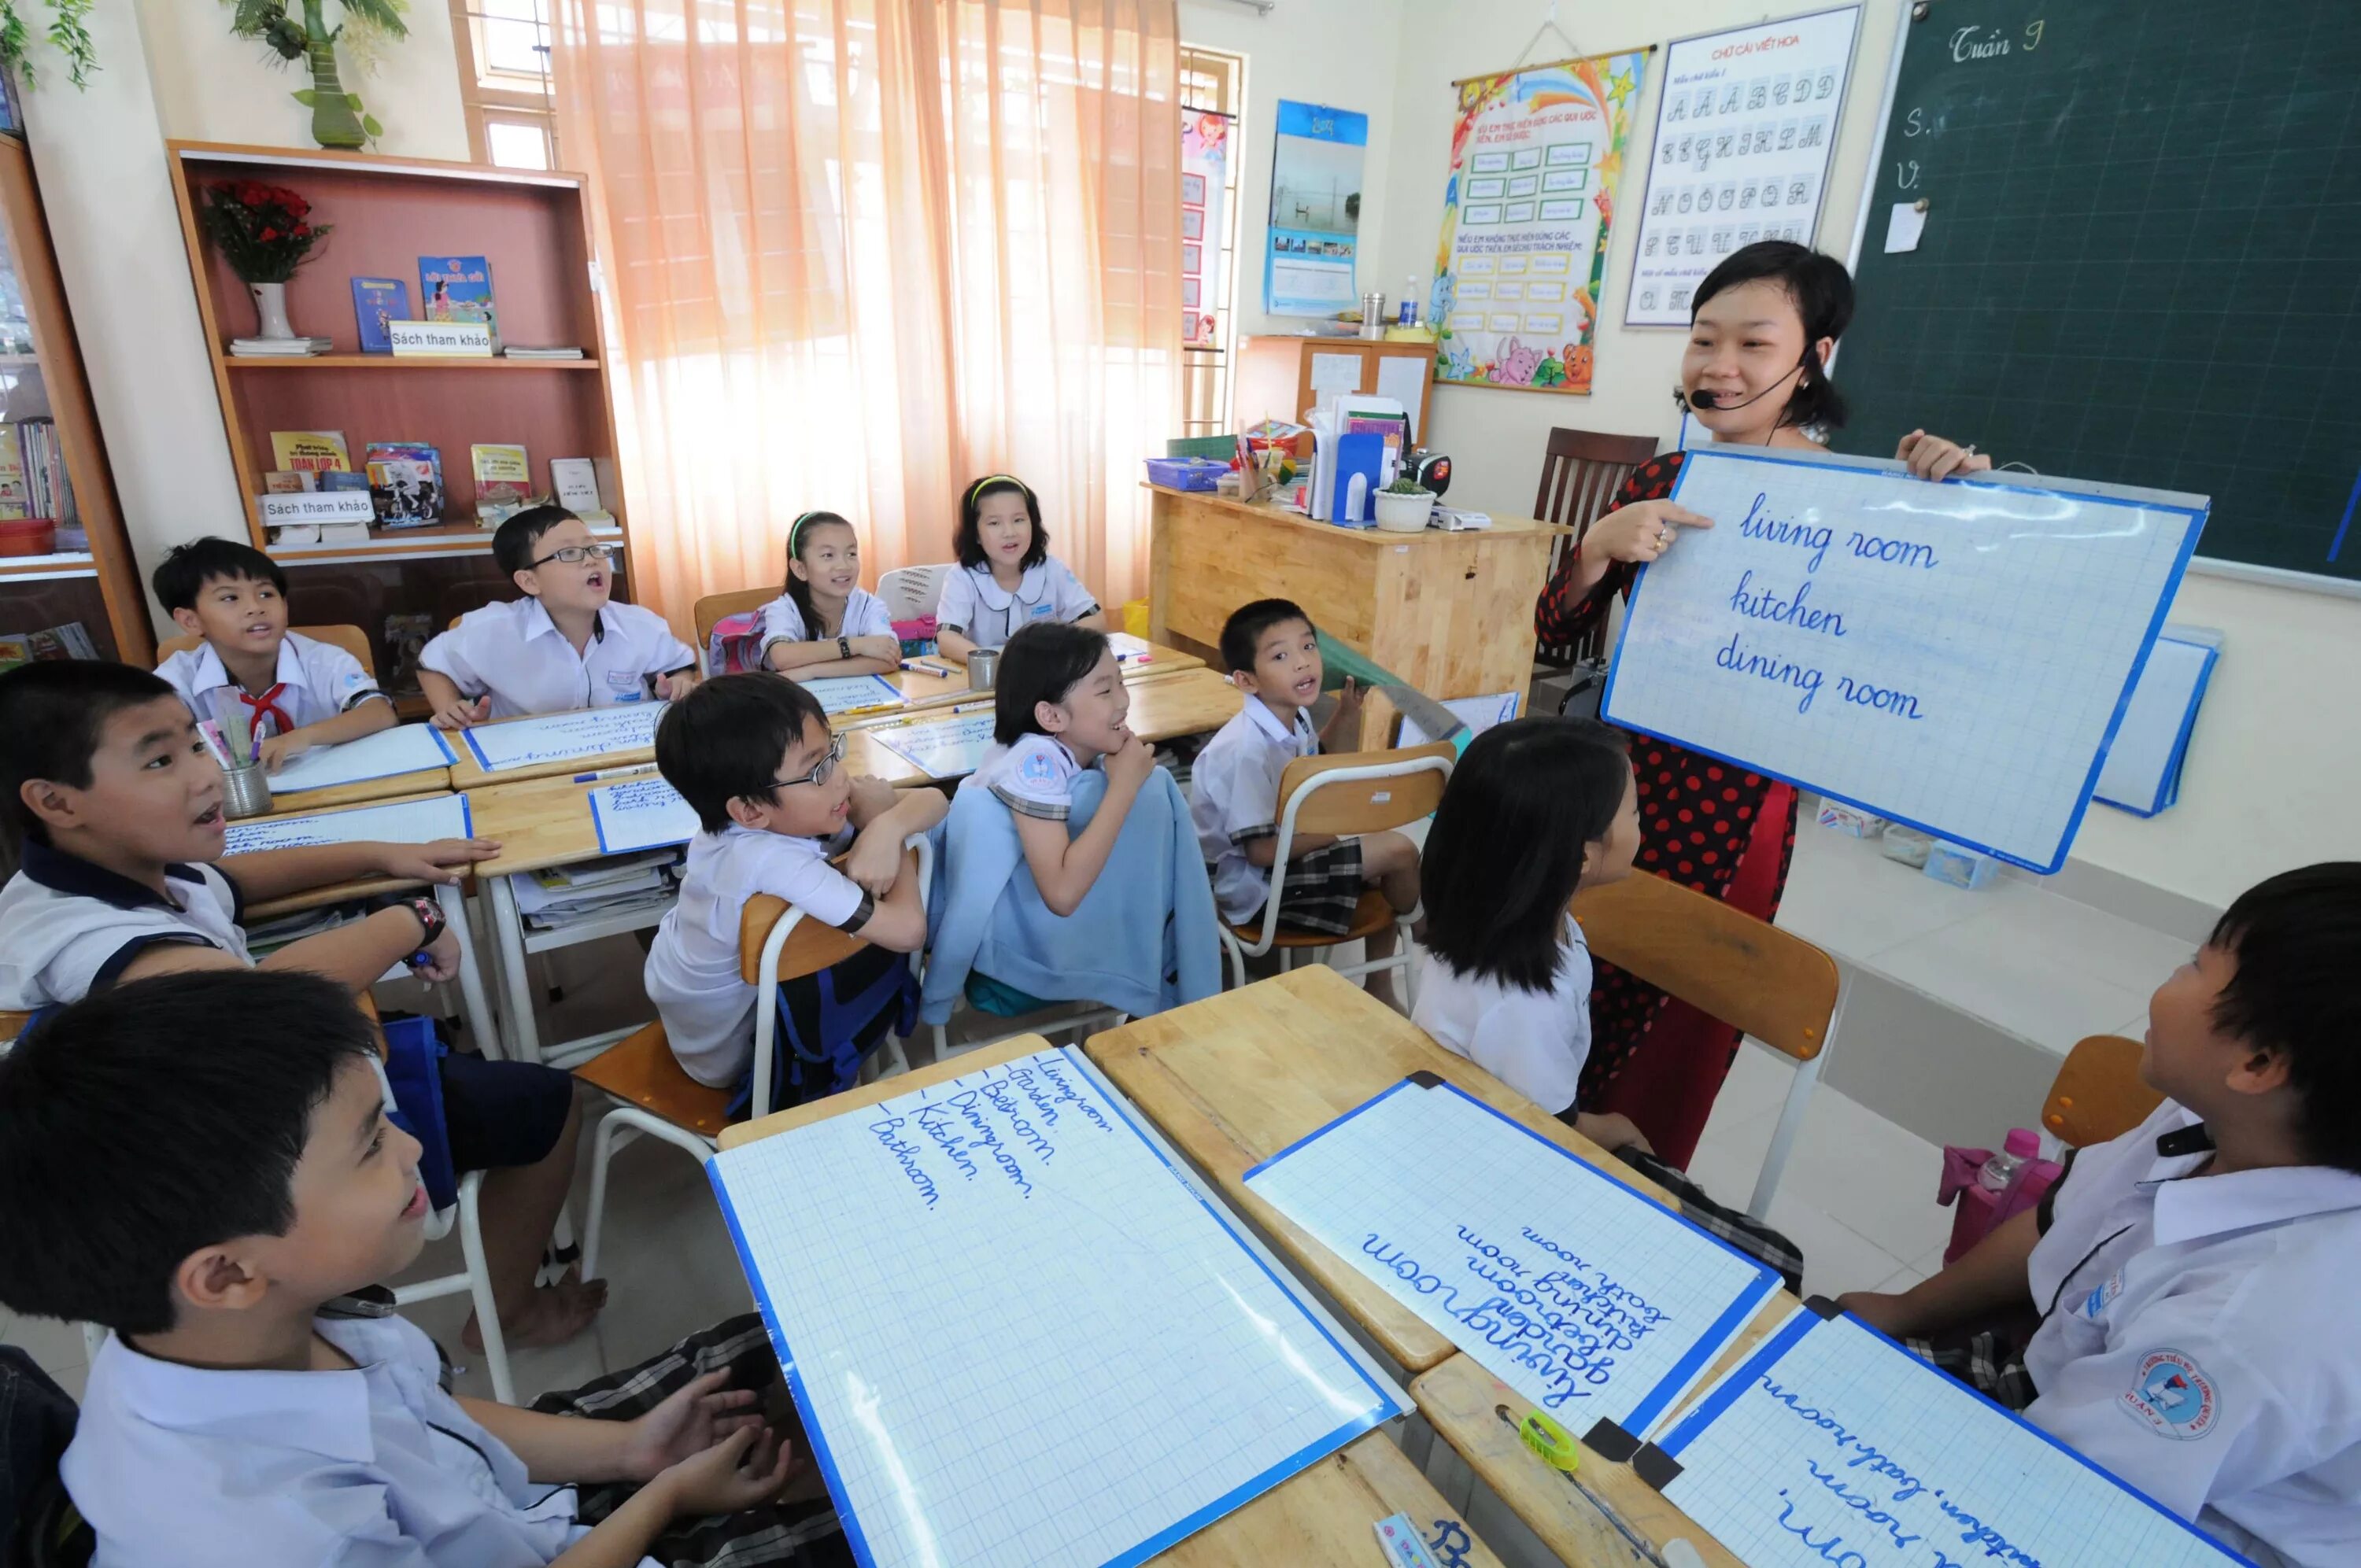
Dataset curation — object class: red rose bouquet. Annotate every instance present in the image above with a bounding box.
[200,182,332,283]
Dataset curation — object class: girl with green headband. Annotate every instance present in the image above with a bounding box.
[934,474,1102,665]
[759,510,901,678]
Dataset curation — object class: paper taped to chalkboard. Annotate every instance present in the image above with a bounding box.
[1602,448,2205,872]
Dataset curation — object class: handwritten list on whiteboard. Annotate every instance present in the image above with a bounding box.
[266,724,456,794]
[224,793,474,857]
[586,777,701,854]
[460,704,664,773]
[710,1048,1398,1568]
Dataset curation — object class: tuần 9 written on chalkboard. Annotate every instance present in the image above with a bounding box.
[1601,448,2204,873]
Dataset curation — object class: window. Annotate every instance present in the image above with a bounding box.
[1178,46,1243,436]
[450,0,559,169]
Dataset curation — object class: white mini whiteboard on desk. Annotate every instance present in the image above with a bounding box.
[223,793,474,856]
[264,724,457,795]
[709,1046,1400,1568]
[1641,1306,2251,1568]
[460,704,665,773]
[1602,447,2207,871]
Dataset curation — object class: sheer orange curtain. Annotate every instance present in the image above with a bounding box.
[551,0,1182,632]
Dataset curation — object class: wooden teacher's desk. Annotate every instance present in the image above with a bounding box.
[1146,486,1568,740]
[719,1037,1506,1568]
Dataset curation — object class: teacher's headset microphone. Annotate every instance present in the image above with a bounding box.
[1672,350,1817,437]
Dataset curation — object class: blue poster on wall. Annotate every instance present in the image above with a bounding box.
[1264,100,1369,317]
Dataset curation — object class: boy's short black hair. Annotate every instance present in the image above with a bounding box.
[492,504,582,577]
[150,537,288,614]
[993,622,1109,745]
[953,474,1047,571]
[2208,862,2361,1174]
[1218,598,1313,673]
[0,972,379,1336]
[656,672,831,833]
[1692,240,1856,431]
[0,661,185,850]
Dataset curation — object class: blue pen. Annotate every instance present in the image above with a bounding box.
[572,764,660,783]
[900,659,955,678]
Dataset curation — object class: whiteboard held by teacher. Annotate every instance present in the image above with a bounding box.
[1600,447,2207,873]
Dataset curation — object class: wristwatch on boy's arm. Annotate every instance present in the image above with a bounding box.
[401,896,446,968]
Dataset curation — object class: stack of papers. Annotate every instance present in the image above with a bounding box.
[511,847,681,931]
[231,336,333,357]
[504,345,586,360]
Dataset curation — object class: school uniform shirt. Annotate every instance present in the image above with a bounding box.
[154,629,389,736]
[61,1312,641,1568]
[419,598,696,720]
[963,733,1084,819]
[644,822,870,1087]
[2020,1099,2361,1566]
[757,587,897,651]
[1188,694,1319,923]
[0,840,248,1010]
[932,556,1099,650]
[1410,922,1593,1116]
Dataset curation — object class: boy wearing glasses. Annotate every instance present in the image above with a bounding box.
[642,674,944,1088]
[419,506,700,729]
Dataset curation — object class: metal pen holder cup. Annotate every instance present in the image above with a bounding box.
[966,648,1000,692]
[221,762,273,820]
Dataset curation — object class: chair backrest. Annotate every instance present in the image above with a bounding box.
[1533,428,1659,665]
[0,1009,28,1048]
[738,891,869,984]
[695,586,778,654]
[2042,1034,2163,1149]
[155,623,379,681]
[878,563,953,622]
[1568,868,1838,1064]
[1276,739,1456,838]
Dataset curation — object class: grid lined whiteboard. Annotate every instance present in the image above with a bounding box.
[1243,1079,1779,1434]
[1602,448,2205,870]
[710,1048,1397,1568]
[1657,1312,2249,1568]
[222,792,473,856]
[460,703,665,772]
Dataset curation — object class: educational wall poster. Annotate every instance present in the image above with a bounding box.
[1182,109,1229,345]
[1264,101,1368,318]
[1624,6,1861,327]
[1432,50,1647,393]
[1600,448,2206,873]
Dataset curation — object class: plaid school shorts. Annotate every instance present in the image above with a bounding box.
[1250,837,1368,937]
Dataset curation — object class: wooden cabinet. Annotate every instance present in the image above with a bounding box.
[1233,335,1439,443]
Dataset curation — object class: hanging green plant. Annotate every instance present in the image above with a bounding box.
[0,0,102,88]
[225,0,408,149]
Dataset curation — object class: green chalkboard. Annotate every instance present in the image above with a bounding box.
[1838,0,2361,585]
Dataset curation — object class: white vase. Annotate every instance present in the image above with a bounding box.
[249,280,295,340]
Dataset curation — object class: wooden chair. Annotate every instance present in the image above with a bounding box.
[574,841,926,1280]
[2042,1034,2163,1149]
[1532,428,1659,667]
[1219,740,1454,1002]
[692,585,776,666]
[1568,868,1841,1218]
[155,622,379,679]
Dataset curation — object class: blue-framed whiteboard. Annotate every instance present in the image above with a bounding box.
[1601,447,2207,872]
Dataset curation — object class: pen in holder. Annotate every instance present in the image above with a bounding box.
[211,690,274,820]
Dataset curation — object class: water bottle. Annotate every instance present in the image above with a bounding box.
[1399,276,1420,327]
[1977,1127,2041,1194]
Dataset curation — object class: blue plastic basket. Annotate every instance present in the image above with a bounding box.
[1144,456,1228,492]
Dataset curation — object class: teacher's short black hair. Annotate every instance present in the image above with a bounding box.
[2207,862,2361,1174]
[954,474,1047,572]
[656,672,832,833]
[0,971,379,1336]
[1420,717,1631,994]
[1694,240,1855,432]
[994,621,1110,745]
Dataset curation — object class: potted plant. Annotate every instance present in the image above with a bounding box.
[199,181,332,340]
[225,0,408,149]
[1373,475,1434,533]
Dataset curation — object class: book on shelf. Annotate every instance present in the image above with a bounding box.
[350,277,411,354]
[420,256,500,352]
[503,345,584,360]
[19,418,73,525]
[364,441,444,529]
[548,456,613,523]
[471,443,532,526]
[0,621,102,670]
[272,430,351,473]
[264,469,313,493]
[0,424,26,518]
[319,470,372,493]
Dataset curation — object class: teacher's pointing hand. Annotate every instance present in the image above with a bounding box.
[1573,499,1715,594]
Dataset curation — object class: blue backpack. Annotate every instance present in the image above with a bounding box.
[726,944,918,1120]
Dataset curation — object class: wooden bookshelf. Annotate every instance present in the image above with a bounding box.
[164,142,633,574]
[0,132,150,663]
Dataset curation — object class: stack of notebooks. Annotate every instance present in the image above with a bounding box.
[231,336,334,358]
[512,848,682,932]
[504,345,585,360]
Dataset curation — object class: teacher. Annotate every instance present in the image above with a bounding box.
[1535,241,1990,1167]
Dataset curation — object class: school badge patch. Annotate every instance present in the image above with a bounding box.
[2120,1348,2217,1440]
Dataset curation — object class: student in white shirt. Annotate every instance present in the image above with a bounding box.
[1411,716,1651,1155]
[419,506,699,728]
[643,673,942,1088]
[932,474,1101,662]
[1187,597,1417,1008]
[150,537,394,771]
[0,971,851,1568]
[759,510,902,679]
[1839,864,2361,1568]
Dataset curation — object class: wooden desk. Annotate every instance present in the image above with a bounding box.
[1147,486,1567,743]
[262,766,454,817]
[720,1039,1503,1568]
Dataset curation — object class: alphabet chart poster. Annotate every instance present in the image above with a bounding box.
[1625,7,1862,327]
[1243,1076,1781,1436]
[1431,49,1648,393]
[711,1047,1399,1568]
[1648,1308,2252,1568]
[1602,448,2205,872]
